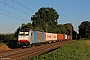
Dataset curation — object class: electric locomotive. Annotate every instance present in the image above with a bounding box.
[17,28,32,47]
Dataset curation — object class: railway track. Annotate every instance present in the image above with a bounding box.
[0,40,75,60]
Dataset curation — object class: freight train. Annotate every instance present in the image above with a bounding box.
[17,28,71,47]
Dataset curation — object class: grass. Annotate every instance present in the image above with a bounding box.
[29,40,90,60]
[0,42,4,47]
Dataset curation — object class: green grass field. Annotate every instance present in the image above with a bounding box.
[30,40,90,60]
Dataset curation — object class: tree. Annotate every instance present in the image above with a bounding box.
[78,21,90,38]
[72,30,77,39]
[0,33,16,43]
[64,23,74,40]
[31,7,59,32]
[14,26,21,39]
[21,22,33,29]
[64,23,73,35]
[56,24,67,34]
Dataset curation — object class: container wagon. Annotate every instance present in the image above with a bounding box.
[42,33,57,43]
[17,28,71,47]
[64,35,68,40]
[57,34,64,41]
[67,35,71,40]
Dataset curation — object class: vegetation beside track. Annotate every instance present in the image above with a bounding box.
[30,40,90,60]
[0,42,4,47]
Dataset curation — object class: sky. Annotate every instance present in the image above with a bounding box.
[0,0,90,33]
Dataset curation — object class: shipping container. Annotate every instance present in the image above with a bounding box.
[32,31,46,43]
[67,35,71,40]
[36,31,46,43]
[45,33,53,41]
[64,35,67,40]
[52,33,57,40]
[57,34,64,41]
[45,33,57,42]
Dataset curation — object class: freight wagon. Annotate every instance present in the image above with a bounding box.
[17,29,71,47]
[46,33,57,43]
[57,34,64,41]
[67,35,71,40]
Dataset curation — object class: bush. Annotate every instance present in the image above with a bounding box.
[0,42,4,46]
[0,33,17,43]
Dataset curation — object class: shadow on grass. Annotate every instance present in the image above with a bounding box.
[6,40,18,49]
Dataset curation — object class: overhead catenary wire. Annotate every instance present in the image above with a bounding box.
[0,12,28,22]
[0,8,29,20]
[11,0,35,12]
[23,0,37,8]
[0,0,31,16]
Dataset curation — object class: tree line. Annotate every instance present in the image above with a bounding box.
[78,21,90,39]
[15,7,77,39]
[0,7,90,43]
[0,33,16,43]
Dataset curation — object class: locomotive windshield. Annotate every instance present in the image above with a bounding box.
[19,32,29,35]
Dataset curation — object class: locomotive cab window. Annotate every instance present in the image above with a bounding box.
[19,32,24,35]
[19,32,29,35]
[25,32,29,35]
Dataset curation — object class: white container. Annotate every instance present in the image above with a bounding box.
[45,33,57,41]
[52,33,57,40]
[64,35,67,39]
[45,33,53,41]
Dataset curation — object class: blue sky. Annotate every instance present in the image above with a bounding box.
[0,0,90,33]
